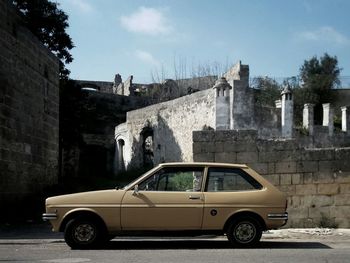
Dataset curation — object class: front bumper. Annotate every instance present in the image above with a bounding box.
[42,213,58,221]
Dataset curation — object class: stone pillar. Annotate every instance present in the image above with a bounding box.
[322,103,334,136]
[281,86,293,138]
[303,104,314,135]
[213,77,232,130]
[341,106,350,132]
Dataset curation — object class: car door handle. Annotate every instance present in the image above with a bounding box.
[189,195,201,200]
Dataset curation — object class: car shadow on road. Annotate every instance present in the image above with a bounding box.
[94,240,331,250]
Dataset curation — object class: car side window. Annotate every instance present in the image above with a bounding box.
[138,167,204,192]
[206,167,262,192]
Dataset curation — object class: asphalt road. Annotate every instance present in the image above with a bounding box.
[0,225,350,263]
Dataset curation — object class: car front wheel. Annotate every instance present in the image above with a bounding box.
[64,217,106,249]
[226,217,262,247]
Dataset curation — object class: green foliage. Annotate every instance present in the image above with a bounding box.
[170,172,193,191]
[252,77,282,107]
[298,53,341,123]
[13,0,74,78]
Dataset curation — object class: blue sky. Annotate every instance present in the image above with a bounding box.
[57,0,350,84]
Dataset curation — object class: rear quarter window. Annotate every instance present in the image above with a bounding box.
[206,167,263,192]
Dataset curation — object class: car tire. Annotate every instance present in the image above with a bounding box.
[64,217,107,249]
[226,217,262,247]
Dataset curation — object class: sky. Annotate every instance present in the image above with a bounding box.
[57,0,350,84]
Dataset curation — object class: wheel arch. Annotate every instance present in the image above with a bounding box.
[59,208,108,233]
[223,210,267,233]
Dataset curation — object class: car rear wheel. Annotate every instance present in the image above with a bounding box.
[64,217,107,249]
[226,217,262,247]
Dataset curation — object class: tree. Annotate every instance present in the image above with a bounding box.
[252,76,282,107]
[298,53,341,123]
[12,0,74,78]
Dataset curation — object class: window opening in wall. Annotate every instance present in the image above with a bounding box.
[117,139,125,172]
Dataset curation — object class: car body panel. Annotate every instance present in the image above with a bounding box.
[121,190,204,230]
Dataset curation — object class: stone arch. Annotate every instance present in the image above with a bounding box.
[140,126,154,168]
[81,83,101,91]
[115,134,126,172]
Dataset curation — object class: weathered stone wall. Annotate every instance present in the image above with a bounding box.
[0,0,59,219]
[118,89,215,170]
[193,130,350,228]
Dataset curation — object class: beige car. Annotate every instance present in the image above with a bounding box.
[43,162,288,248]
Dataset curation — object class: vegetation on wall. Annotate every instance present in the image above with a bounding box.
[12,0,74,78]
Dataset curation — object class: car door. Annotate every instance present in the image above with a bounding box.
[121,166,204,230]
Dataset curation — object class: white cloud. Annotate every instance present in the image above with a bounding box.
[135,50,160,67]
[120,7,171,36]
[298,26,349,45]
[69,0,93,13]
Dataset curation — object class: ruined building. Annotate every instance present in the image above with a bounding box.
[113,61,350,228]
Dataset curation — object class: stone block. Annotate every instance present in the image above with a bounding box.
[192,130,215,142]
[268,163,275,174]
[291,173,301,185]
[280,174,292,185]
[303,195,334,207]
[317,184,339,195]
[313,172,335,184]
[318,160,337,173]
[248,162,268,175]
[263,174,280,185]
[287,207,309,219]
[334,194,350,205]
[278,185,296,195]
[237,151,258,163]
[334,172,350,183]
[330,205,350,218]
[301,148,335,161]
[335,218,350,228]
[309,206,330,219]
[340,184,350,193]
[214,152,236,163]
[275,161,296,174]
[235,130,258,141]
[214,142,224,152]
[296,184,317,195]
[193,152,214,162]
[296,161,318,173]
[214,130,237,142]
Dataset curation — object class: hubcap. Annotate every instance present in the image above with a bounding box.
[73,223,96,243]
[234,222,256,243]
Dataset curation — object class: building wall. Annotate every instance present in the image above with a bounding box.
[193,130,350,228]
[0,0,59,218]
[118,89,215,170]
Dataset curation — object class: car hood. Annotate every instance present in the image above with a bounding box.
[45,189,126,206]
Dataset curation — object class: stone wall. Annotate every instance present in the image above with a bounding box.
[116,89,215,170]
[0,0,59,219]
[193,130,350,228]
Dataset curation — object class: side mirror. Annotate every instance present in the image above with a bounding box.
[133,184,139,196]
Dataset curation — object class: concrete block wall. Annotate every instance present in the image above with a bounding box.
[193,130,350,228]
[0,0,59,219]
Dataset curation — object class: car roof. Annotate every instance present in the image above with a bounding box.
[158,162,248,168]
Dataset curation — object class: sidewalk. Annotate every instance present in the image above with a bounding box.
[1,222,349,241]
